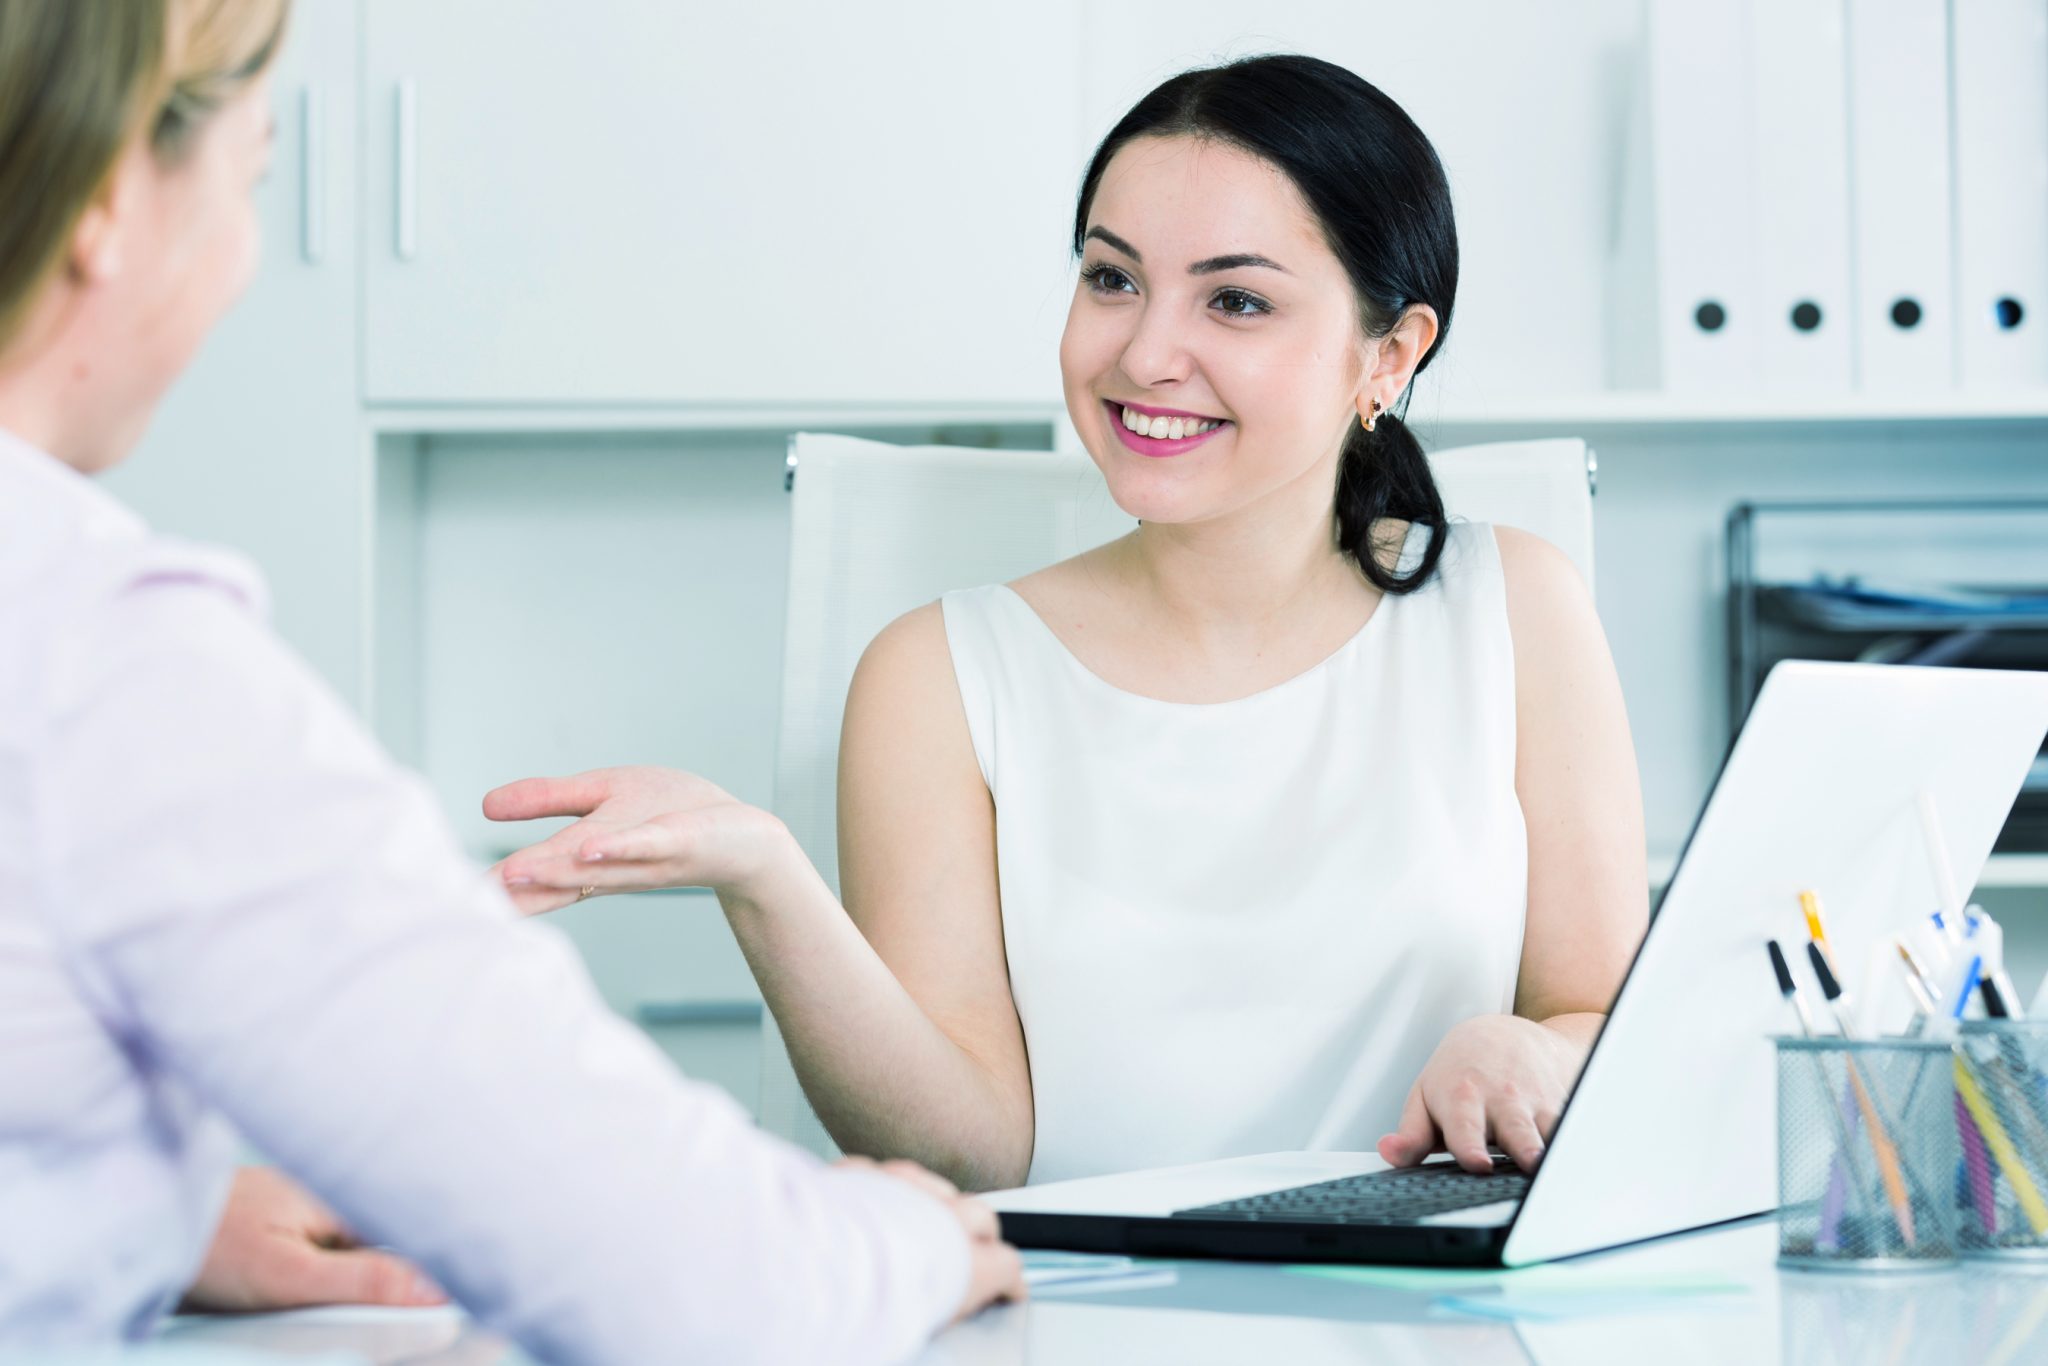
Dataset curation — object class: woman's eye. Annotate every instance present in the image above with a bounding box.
[1212,288,1270,318]
[1081,264,1136,296]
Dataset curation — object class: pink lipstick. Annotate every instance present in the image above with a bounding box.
[1103,399,1232,458]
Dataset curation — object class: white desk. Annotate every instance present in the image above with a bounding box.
[163,1217,2048,1365]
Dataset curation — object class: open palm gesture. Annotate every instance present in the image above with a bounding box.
[483,766,792,915]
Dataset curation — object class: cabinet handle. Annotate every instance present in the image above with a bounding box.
[298,85,324,265]
[394,79,417,261]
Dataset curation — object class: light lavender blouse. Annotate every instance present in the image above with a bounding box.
[0,430,965,1364]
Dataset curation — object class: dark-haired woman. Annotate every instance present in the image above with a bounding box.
[492,55,1648,1192]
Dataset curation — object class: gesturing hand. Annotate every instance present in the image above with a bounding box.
[182,1166,444,1314]
[835,1157,1027,1324]
[1376,1014,1585,1174]
[482,766,795,915]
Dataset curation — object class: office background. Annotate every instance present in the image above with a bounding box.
[109,0,2048,1111]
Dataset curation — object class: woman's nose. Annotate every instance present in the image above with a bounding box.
[1116,302,1197,390]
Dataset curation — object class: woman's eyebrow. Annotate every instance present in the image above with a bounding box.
[1083,228,1289,276]
[1189,252,1289,276]
[1084,226,1141,260]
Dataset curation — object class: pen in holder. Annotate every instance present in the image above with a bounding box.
[1777,1036,1959,1270]
[1953,1019,2048,1261]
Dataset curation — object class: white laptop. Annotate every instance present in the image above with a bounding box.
[989,661,2048,1267]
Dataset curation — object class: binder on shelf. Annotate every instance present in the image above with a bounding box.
[1647,0,1760,393]
[1845,0,1954,394]
[1949,0,2048,389]
[1748,0,1854,394]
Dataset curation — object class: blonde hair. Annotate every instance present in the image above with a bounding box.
[0,0,288,351]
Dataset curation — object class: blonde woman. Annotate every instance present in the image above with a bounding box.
[0,2,1018,1358]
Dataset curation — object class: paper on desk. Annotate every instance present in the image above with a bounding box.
[1021,1251,1177,1295]
[1285,1263,1743,1296]
[1431,1279,1746,1323]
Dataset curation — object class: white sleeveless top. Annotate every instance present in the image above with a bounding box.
[942,520,1528,1184]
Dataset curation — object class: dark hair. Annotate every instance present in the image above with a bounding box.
[1073,54,1457,593]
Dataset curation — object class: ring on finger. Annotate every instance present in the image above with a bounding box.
[578,884,597,901]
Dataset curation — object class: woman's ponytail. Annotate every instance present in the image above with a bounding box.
[1334,409,1445,594]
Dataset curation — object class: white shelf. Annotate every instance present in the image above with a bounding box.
[365,402,1066,435]
[1647,851,2048,893]
[1421,391,2048,431]
[365,393,2048,435]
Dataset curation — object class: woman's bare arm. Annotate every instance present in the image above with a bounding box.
[1378,526,1648,1172]
[818,602,1034,1189]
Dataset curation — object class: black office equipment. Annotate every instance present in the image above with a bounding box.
[1726,499,2048,852]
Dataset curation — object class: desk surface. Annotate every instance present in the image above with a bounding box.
[162,1217,2048,1365]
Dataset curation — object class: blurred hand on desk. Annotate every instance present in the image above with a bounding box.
[835,1156,1027,1322]
[182,1166,445,1314]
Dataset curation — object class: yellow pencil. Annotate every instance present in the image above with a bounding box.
[1800,890,1831,957]
[1955,1054,2048,1236]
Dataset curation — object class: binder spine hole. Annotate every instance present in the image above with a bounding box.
[1790,302,1823,333]
[1694,301,1728,333]
[1889,299,1923,331]
[1993,297,2026,331]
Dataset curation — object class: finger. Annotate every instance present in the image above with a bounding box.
[949,1195,1000,1243]
[502,852,667,899]
[258,1244,447,1310]
[955,1240,1027,1322]
[496,820,600,885]
[482,774,609,823]
[1534,1105,1562,1143]
[1436,1076,1495,1173]
[1376,1082,1438,1168]
[500,883,588,918]
[578,820,692,865]
[1492,1102,1547,1173]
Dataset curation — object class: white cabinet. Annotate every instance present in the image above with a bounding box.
[361,0,1080,406]
[111,0,367,705]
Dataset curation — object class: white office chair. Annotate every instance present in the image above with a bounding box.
[758,430,1596,1155]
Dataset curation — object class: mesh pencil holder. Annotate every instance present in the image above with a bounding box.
[1776,1036,1960,1270]
[1953,1020,2048,1261]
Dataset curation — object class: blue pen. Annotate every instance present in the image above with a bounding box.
[1955,956,1983,1019]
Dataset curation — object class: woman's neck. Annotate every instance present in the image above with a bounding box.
[0,291,141,473]
[1113,457,1374,649]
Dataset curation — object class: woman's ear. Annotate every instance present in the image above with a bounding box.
[1361,304,1441,408]
[68,147,147,285]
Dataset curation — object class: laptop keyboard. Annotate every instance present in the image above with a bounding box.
[1170,1158,1529,1225]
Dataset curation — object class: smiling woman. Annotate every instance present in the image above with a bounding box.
[490,53,1648,1196]
[1062,57,1456,595]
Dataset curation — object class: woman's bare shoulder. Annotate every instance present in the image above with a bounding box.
[1005,536,1130,620]
[852,600,953,701]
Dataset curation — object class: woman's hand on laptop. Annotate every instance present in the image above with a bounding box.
[484,765,796,913]
[836,1156,1027,1322]
[1375,1014,1590,1174]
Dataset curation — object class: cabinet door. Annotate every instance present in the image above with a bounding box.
[111,0,367,706]
[363,0,1079,406]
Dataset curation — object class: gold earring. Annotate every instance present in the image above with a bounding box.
[1362,397,1384,432]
